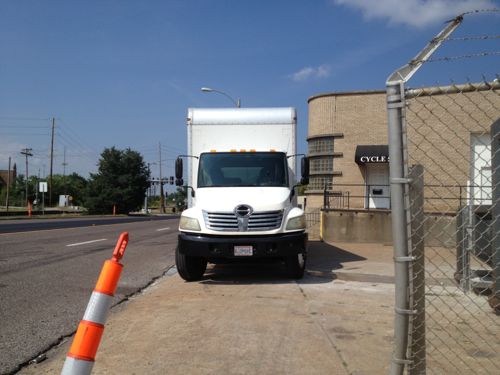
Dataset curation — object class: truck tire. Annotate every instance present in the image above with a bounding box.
[285,252,306,279]
[176,246,207,281]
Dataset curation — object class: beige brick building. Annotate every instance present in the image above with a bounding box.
[306,82,500,212]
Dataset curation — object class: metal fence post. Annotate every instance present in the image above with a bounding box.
[385,17,463,374]
[455,204,466,284]
[387,81,412,375]
[319,209,324,242]
[408,165,426,375]
[489,118,500,313]
[463,203,473,292]
[367,184,371,210]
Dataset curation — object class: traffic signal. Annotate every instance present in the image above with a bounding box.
[169,176,174,185]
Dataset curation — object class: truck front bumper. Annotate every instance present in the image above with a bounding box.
[178,231,307,259]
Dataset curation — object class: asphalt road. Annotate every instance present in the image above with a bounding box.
[0,216,179,375]
[0,215,174,234]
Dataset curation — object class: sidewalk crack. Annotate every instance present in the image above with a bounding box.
[297,283,352,375]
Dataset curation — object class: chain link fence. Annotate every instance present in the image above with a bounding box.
[386,11,499,375]
[405,81,499,375]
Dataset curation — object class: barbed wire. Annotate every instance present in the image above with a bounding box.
[460,8,500,17]
[444,35,500,41]
[407,9,500,66]
[424,51,500,63]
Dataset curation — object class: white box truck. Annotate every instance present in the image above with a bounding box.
[175,107,309,281]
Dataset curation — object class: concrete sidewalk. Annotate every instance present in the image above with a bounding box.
[20,241,395,375]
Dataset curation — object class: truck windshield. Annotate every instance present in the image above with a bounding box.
[198,152,288,188]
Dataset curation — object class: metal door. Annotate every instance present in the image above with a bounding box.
[470,133,492,205]
[366,163,390,209]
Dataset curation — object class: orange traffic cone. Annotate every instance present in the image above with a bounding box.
[61,232,129,375]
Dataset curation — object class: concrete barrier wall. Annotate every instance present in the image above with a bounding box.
[322,210,392,244]
[322,210,457,247]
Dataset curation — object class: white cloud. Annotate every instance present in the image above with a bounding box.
[334,0,497,28]
[290,64,331,82]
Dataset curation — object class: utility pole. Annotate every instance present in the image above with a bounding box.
[62,146,68,206]
[5,157,11,212]
[145,162,152,214]
[159,142,165,213]
[144,165,148,215]
[147,163,151,202]
[49,117,55,207]
[35,168,39,205]
[20,148,33,206]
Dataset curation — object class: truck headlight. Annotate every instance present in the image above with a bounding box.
[179,216,201,231]
[286,215,306,230]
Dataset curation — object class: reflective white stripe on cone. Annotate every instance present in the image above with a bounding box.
[83,292,114,324]
[60,357,94,375]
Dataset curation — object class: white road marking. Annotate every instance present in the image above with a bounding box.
[156,227,171,232]
[66,239,107,247]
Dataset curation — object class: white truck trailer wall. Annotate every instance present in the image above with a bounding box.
[186,108,297,208]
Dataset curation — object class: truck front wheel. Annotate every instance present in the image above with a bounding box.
[176,246,207,281]
[285,252,306,279]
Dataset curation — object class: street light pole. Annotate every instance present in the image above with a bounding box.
[201,87,241,107]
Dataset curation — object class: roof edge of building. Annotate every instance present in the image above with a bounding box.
[308,79,499,103]
[308,89,385,103]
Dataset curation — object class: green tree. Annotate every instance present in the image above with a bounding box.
[42,173,88,206]
[85,147,149,214]
[166,186,187,212]
[1,173,89,208]
[296,184,308,195]
[1,174,28,207]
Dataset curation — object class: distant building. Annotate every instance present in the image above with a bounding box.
[0,164,17,188]
[306,83,500,212]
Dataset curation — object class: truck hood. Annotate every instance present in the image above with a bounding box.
[194,187,291,212]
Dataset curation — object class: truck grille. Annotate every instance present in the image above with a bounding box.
[203,210,283,232]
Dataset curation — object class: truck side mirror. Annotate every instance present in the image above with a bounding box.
[175,157,183,179]
[300,157,309,185]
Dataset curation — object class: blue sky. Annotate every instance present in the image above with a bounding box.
[0,0,499,189]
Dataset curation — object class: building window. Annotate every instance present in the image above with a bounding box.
[307,135,340,192]
[309,138,334,154]
[309,176,333,190]
[310,157,333,173]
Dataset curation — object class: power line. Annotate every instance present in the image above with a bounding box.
[57,118,100,155]
[56,132,98,164]
[161,144,185,153]
[0,131,50,136]
[0,116,51,121]
[0,115,101,177]
[0,124,50,128]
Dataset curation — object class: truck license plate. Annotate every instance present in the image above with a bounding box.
[234,245,253,256]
